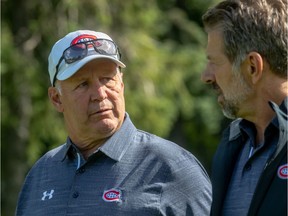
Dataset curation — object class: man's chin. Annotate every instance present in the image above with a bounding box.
[221,103,238,120]
[94,118,121,134]
[222,109,237,120]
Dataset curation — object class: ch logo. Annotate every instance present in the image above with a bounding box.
[41,189,54,201]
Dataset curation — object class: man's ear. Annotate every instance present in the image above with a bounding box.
[247,52,264,84]
[120,72,124,88]
[48,87,64,112]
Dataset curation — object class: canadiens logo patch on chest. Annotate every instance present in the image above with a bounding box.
[102,188,121,202]
[277,164,288,179]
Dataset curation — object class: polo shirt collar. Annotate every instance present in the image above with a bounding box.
[99,113,137,161]
[229,118,242,141]
[229,98,287,141]
[61,112,137,162]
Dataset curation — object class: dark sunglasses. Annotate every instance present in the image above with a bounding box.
[53,39,121,86]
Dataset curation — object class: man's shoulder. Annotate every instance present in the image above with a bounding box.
[31,143,67,168]
[132,129,210,179]
[42,143,67,159]
[21,143,68,187]
[134,129,196,163]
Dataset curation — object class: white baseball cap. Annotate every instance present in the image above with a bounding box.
[48,30,126,86]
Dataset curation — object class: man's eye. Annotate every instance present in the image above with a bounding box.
[101,77,116,87]
[77,81,88,88]
[102,77,112,82]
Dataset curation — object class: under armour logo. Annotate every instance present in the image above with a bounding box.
[41,189,54,201]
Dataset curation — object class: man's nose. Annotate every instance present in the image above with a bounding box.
[91,82,107,101]
[201,67,215,84]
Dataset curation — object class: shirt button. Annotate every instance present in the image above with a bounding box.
[78,167,85,174]
[72,191,79,198]
[245,163,252,171]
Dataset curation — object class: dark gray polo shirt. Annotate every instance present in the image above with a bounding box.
[16,113,212,216]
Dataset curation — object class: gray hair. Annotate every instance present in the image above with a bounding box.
[202,0,287,78]
[54,81,62,95]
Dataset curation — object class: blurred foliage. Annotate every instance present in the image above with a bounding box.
[1,0,226,215]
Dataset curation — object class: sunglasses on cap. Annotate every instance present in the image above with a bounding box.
[53,39,121,86]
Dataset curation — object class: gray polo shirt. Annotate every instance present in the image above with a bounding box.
[16,113,212,216]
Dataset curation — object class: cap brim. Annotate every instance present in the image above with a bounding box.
[57,55,126,81]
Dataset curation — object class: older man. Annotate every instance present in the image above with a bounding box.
[16,30,212,216]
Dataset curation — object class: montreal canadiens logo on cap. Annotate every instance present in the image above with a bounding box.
[277,164,288,179]
[102,188,121,202]
[71,34,97,45]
